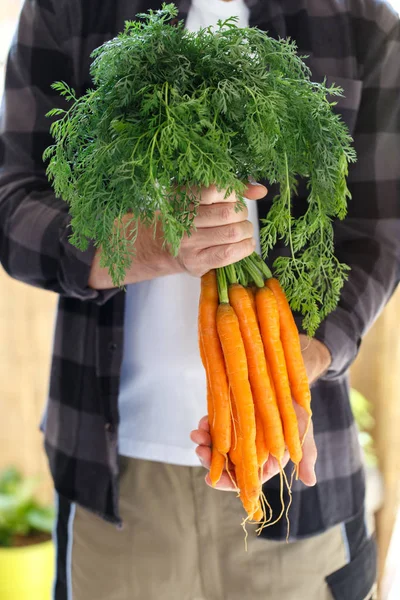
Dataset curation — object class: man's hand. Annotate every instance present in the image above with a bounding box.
[191,416,291,491]
[190,336,332,491]
[88,182,267,289]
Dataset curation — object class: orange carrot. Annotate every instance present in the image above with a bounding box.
[237,459,258,518]
[199,271,231,455]
[245,286,257,316]
[255,405,269,468]
[207,377,225,486]
[266,278,311,415]
[229,390,240,467]
[255,287,302,465]
[253,501,264,523]
[228,283,285,461]
[210,447,226,487]
[229,393,258,517]
[216,302,260,507]
[199,324,226,486]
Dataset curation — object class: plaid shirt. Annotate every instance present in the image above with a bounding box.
[0,0,399,540]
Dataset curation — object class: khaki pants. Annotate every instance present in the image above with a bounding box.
[69,457,376,600]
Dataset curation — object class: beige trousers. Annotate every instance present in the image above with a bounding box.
[70,457,374,600]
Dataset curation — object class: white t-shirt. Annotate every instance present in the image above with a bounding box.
[118,0,258,466]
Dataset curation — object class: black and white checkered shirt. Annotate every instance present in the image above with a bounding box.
[0,0,399,541]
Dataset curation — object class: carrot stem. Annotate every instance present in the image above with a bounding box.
[216,268,229,304]
[225,264,238,285]
[250,253,273,280]
[242,257,264,288]
[236,262,248,287]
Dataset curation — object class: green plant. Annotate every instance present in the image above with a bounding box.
[350,388,378,468]
[0,468,55,547]
[44,3,356,335]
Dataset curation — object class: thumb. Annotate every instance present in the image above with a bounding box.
[244,182,268,200]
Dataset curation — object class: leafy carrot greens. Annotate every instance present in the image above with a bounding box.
[44,3,356,335]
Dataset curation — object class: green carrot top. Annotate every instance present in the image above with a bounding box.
[44,2,356,335]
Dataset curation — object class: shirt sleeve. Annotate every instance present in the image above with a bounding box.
[0,0,117,302]
[313,17,400,380]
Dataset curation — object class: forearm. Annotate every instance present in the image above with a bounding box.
[0,178,99,298]
[309,19,400,380]
[311,218,400,380]
[0,0,97,297]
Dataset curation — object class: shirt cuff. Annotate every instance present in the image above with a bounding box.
[59,220,119,305]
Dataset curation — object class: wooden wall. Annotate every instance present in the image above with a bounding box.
[0,0,54,504]
[0,268,56,503]
[351,289,400,577]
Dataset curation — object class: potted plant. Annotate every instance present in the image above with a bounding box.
[0,467,55,600]
[350,387,384,516]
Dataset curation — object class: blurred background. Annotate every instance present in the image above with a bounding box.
[0,0,399,597]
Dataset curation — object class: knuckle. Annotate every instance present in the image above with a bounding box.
[189,251,209,277]
[199,184,217,205]
[220,205,232,222]
[240,238,256,258]
[226,224,240,242]
[202,206,214,221]
[218,244,235,263]
[246,220,254,236]
[241,205,249,220]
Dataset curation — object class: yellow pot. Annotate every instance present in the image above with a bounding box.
[0,540,55,600]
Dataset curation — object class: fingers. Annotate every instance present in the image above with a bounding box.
[193,202,249,228]
[190,415,211,448]
[197,185,237,205]
[198,237,257,271]
[244,182,268,200]
[194,444,237,491]
[293,402,317,487]
[177,182,264,277]
[261,450,290,484]
[197,183,268,205]
[191,400,317,497]
[297,420,317,486]
[190,428,212,447]
[184,220,254,249]
[198,415,210,432]
[205,471,238,492]
[192,414,239,492]
[195,444,211,468]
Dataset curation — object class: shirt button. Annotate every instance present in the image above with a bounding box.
[108,342,118,352]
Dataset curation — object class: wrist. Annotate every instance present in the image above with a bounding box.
[299,334,332,385]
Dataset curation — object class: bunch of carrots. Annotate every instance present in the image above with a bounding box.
[198,252,312,529]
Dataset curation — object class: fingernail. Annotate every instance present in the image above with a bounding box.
[247,176,262,186]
